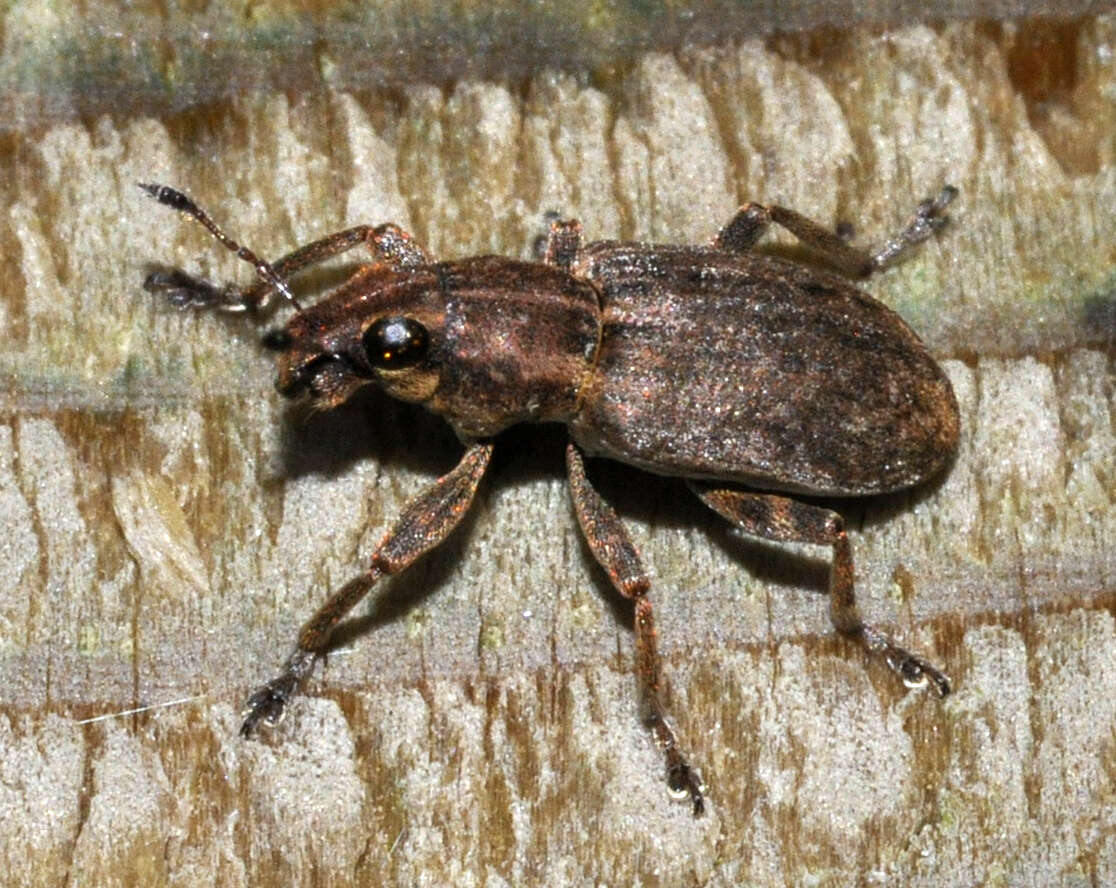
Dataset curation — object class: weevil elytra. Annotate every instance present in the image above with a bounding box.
[141,182,960,816]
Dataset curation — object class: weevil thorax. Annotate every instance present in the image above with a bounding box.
[424,256,601,438]
[269,256,602,440]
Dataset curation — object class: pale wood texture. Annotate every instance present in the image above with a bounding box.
[0,15,1114,888]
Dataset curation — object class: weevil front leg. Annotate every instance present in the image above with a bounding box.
[691,484,951,697]
[232,222,430,311]
[715,185,957,277]
[241,442,493,736]
[566,443,706,815]
[141,183,430,312]
[227,221,431,311]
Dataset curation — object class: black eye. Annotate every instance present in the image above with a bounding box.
[362,317,429,368]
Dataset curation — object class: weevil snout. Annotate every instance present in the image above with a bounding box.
[266,304,438,407]
[277,352,356,402]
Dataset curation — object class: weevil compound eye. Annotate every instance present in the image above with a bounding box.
[363,316,429,369]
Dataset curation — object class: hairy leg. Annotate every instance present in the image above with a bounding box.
[241,442,494,735]
[714,185,957,277]
[567,443,705,815]
[691,484,950,696]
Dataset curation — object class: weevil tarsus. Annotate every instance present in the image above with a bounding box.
[869,185,958,270]
[141,266,239,311]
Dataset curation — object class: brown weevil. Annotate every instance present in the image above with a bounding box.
[141,181,960,816]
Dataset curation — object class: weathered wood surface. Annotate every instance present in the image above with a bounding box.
[0,13,1114,888]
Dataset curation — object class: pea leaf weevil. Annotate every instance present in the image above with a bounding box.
[141,181,960,816]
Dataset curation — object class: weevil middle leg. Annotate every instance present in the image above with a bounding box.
[690,484,951,696]
[566,443,706,815]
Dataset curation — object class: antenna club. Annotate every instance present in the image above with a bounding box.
[138,182,195,213]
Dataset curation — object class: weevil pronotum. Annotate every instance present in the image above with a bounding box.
[141,181,960,816]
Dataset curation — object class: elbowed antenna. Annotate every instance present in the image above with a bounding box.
[138,183,303,312]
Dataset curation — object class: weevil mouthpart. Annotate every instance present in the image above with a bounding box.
[261,328,293,351]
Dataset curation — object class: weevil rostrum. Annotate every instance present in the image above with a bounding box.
[141,182,960,816]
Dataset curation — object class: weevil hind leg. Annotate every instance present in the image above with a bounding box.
[690,483,951,697]
[566,443,706,816]
[241,442,494,736]
[714,185,957,279]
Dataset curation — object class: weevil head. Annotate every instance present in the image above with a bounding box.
[263,265,445,410]
[262,255,601,438]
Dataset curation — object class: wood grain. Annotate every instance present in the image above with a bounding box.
[0,14,1113,888]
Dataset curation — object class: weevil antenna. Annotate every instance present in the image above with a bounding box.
[139,183,303,313]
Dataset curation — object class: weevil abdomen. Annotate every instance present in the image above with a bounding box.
[568,243,959,496]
